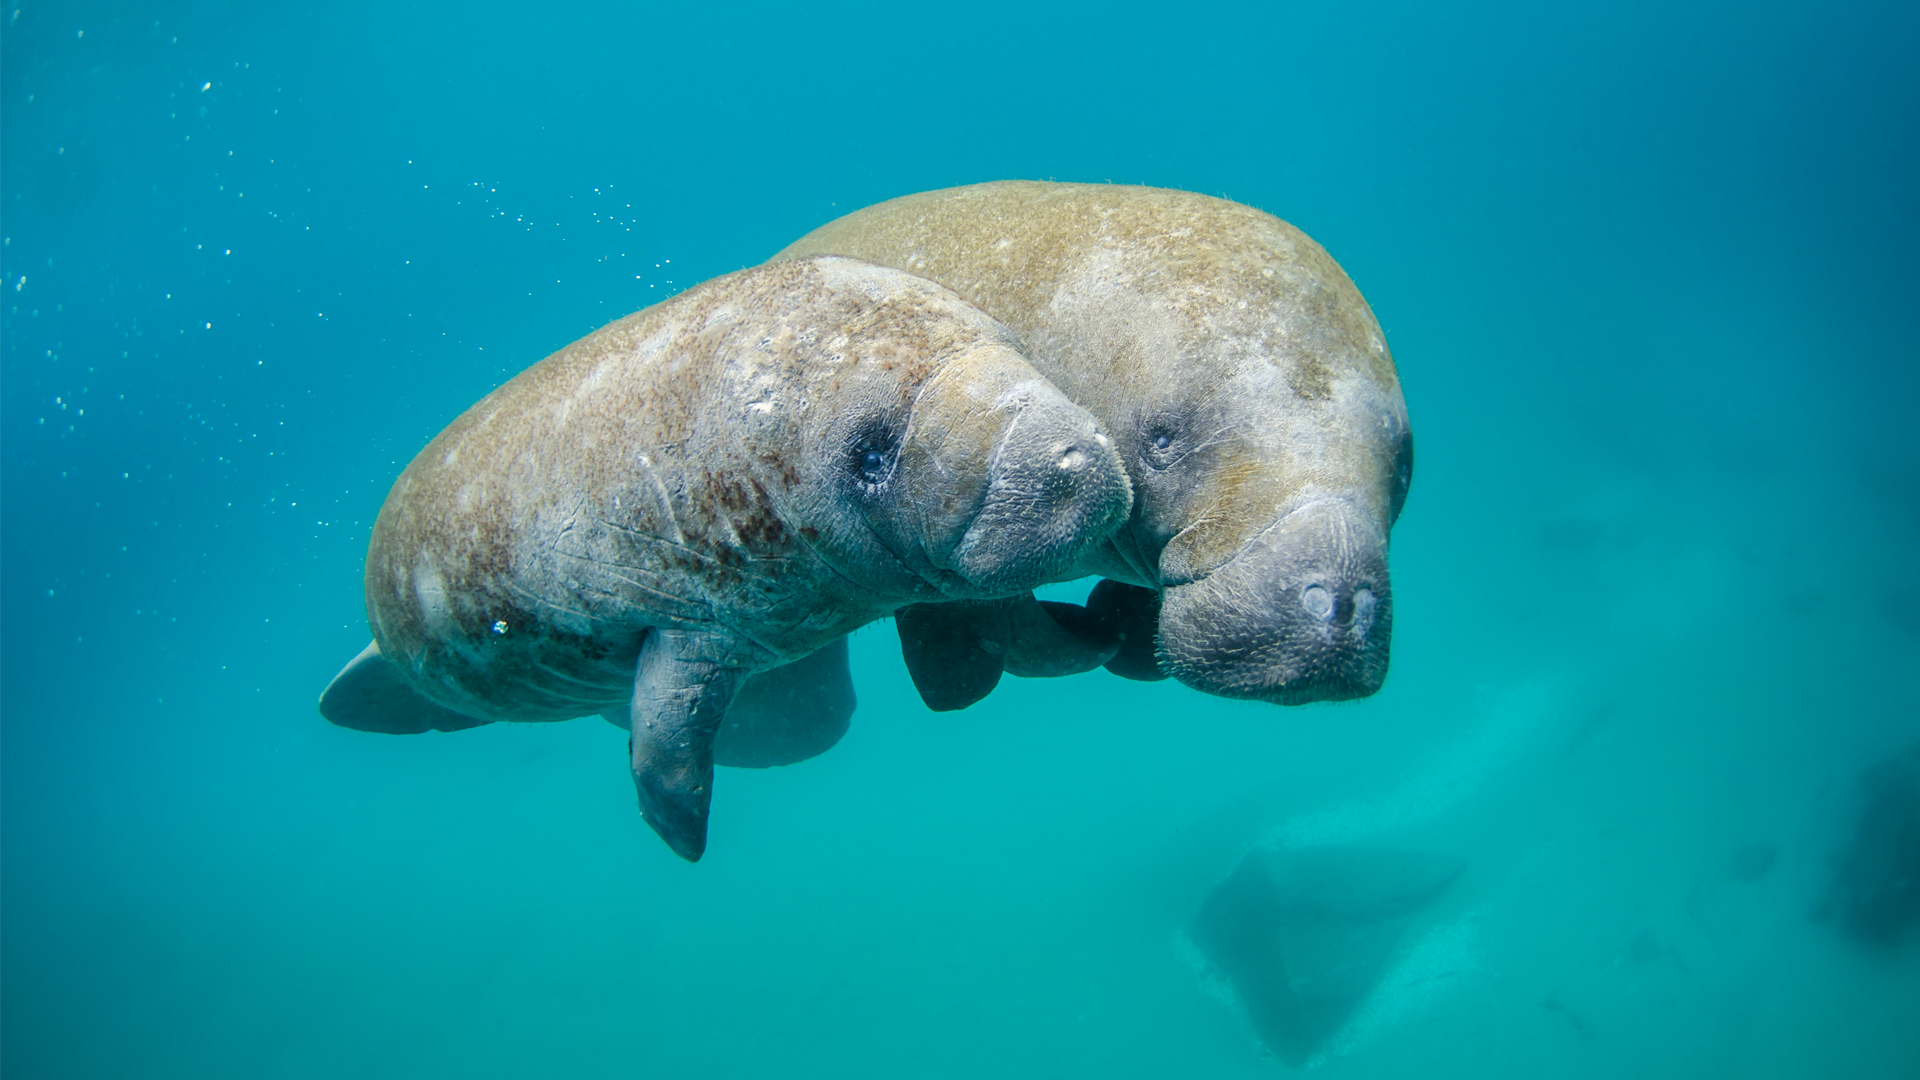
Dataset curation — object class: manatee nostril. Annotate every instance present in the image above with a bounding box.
[1352,587,1377,632]
[1057,448,1087,472]
[1301,584,1334,621]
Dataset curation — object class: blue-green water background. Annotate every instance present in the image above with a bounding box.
[4,2,1918,1076]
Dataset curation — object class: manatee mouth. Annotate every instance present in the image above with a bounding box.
[943,399,1132,596]
[1156,498,1391,704]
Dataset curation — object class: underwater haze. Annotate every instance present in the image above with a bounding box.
[4,1,1918,1076]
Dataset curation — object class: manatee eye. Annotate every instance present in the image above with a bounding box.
[1142,424,1181,470]
[848,423,901,490]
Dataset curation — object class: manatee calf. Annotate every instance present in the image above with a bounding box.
[768,181,1412,711]
[318,256,1132,860]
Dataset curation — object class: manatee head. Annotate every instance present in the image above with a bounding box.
[1151,460,1409,704]
[1059,222,1410,705]
[775,184,1412,703]
[1072,227,1411,705]
[777,258,1133,604]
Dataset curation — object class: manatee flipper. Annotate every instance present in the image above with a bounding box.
[897,599,1013,711]
[714,637,855,768]
[1002,595,1122,677]
[1082,579,1168,681]
[896,585,1159,710]
[628,628,751,862]
[318,641,492,734]
[996,581,1168,681]
[601,639,855,768]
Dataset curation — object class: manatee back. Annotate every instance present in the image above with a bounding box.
[773,182,1411,583]
[774,181,1400,417]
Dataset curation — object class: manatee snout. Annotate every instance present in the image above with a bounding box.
[949,400,1131,594]
[908,349,1132,597]
[1157,497,1391,704]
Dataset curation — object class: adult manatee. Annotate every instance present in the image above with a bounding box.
[774,181,1412,707]
[317,256,1132,860]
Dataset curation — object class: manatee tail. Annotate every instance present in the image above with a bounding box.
[318,641,492,734]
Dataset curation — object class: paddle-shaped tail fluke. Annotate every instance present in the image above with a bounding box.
[319,641,491,734]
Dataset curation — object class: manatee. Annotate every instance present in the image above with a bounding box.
[763,181,1411,714]
[317,256,1132,860]
[1185,846,1461,1065]
[1815,740,1920,946]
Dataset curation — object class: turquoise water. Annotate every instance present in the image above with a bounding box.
[5,1,1918,1076]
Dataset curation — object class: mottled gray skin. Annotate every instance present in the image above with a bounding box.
[356,256,1131,857]
[775,183,1411,703]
